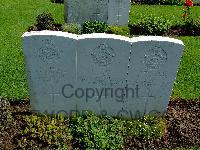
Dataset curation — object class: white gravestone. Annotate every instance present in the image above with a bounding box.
[64,0,131,26]
[22,31,184,118]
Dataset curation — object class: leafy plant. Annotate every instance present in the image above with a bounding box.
[28,12,62,31]
[35,12,55,30]
[62,23,82,34]
[129,15,172,35]
[82,21,109,34]
[16,111,166,149]
[107,26,130,36]
[51,0,64,3]
[133,0,183,5]
[17,114,72,149]
[70,112,124,149]
[181,19,200,35]
[124,115,166,139]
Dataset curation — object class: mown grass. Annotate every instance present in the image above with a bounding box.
[129,5,200,25]
[0,0,64,100]
[0,1,199,100]
[173,37,200,99]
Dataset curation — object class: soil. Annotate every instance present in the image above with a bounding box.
[0,99,199,150]
[164,26,200,36]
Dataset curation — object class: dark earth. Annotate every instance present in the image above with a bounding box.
[0,99,199,150]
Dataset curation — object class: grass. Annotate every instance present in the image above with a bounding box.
[129,5,200,25]
[0,1,199,100]
[173,37,200,99]
[0,0,64,100]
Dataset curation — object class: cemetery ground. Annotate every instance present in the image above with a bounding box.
[0,0,200,149]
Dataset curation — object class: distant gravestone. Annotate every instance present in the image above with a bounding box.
[64,0,131,26]
[22,31,184,118]
[193,0,200,4]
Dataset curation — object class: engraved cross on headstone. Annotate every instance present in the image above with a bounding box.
[92,7,101,21]
[116,0,123,24]
[49,86,60,104]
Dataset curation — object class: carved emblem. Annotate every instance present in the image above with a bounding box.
[38,39,62,63]
[144,46,167,69]
[90,43,116,66]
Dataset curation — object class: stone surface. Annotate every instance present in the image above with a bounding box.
[22,31,184,118]
[193,0,200,4]
[64,0,131,26]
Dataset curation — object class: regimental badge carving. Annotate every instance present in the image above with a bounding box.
[90,43,116,67]
[144,46,167,70]
[38,39,62,63]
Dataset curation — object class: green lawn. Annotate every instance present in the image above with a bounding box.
[129,5,200,25]
[0,1,199,100]
[0,0,64,99]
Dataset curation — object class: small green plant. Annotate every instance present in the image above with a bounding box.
[82,21,109,34]
[17,114,72,149]
[35,12,55,30]
[51,0,64,3]
[133,0,183,5]
[124,115,166,139]
[70,112,124,149]
[28,12,62,31]
[129,15,172,35]
[107,26,130,36]
[181,19,200,35]
[62,23,82,34]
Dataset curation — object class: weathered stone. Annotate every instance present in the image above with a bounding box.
[22,31,184,118]
[64,0,131,26]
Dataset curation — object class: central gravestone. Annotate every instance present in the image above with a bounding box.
[64,0,131,26]
[22,31,184,118]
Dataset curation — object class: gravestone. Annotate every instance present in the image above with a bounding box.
[22,31,184,118]
[64,0,131,26]
[193,0,200,4]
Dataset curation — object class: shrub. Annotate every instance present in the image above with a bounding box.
[82,21,109,34]
[16,111,166,149]
[107,26,130,36]
[51,0,64,3]
[35,12,55,30]
[181,19,200,35]
[70,112,124,149]
[62,23,82,34]
[124,115,166,139]
[129,15,172,35]
[28,12,62,31]
[132,0,183,5]
[17,114,72,149]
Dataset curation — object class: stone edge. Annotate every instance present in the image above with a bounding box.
[22,30,184,45]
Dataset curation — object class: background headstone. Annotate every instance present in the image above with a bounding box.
[22,31,184,118]
[193,0,200,4]
[64,0,131,26]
